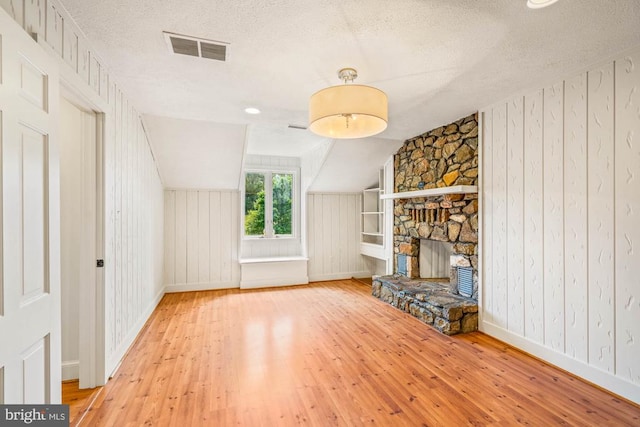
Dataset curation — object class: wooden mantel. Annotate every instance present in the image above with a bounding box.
[380,185,478,200]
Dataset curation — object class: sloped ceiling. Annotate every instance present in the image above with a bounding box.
[309,137,402,193]
[59,0,640,190]
[144,115,246,189]
[246,125,329,157]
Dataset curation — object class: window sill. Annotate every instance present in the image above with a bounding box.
[243,235,297,241]
[239,256,308,264]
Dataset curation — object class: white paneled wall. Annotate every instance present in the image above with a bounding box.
[164,190,241,292]
[543,83,565,352]
[1,1,165,378]
[615,53,640,389]
[481,47,640,403]
[587,63,616,373]
[523,90,545,343]
[506,97,524,336]
[491,104,508,329]
[307,193,370,281]
[104,92,164,374]
[564,73,588,362]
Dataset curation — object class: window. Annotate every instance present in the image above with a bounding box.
[244,170,294,238]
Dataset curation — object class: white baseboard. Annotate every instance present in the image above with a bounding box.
[240,276,309,289]
[61,360,79,381]
[481,321,640,405]
[309,271,372,282]
[106,286,166,377]
[165,281,240,293]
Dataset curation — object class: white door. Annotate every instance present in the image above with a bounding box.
[59,96,98,389]
[0,9,62,403]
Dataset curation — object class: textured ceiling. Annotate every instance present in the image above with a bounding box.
[59,0,640,188]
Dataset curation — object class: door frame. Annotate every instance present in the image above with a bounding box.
[46,37,109,388]
[59,91,105,389]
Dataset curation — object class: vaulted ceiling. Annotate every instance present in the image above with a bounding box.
[59,0,640,190]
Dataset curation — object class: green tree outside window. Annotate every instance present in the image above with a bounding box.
[244,171,293,236]
[245,173,265,235]
[272,173,292,235]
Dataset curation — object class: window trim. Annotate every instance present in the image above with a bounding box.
[242,167,298,240]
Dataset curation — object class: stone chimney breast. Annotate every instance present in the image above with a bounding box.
[392,113,479,300]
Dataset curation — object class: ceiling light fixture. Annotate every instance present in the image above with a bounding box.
[527,0,560,8]
[309,68,388,139]
[244,107,261,114]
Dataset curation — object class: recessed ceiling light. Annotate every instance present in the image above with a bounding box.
[527,0,560,8]
[244,107,261,114]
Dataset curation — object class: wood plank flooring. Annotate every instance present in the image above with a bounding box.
[78,280,640,426]
[61,380,102,425]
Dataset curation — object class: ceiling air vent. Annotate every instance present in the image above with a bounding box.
[163,31,228,62]
[169,37,199,57]
[200,42,226,61]
[288,124,308,130]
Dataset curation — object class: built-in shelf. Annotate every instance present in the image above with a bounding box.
[360,241,386,260]
[380,185,478,200]
[360,165,393,266]
[361,183,384,250]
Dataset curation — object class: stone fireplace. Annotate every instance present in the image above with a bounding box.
[372,113,479,335]
[393,113,479,300]
[394,193,479,299]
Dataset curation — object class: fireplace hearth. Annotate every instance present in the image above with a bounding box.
[372,275,478,335]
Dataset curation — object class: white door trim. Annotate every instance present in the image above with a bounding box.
[48,44,108,389]
[93,113,106,386]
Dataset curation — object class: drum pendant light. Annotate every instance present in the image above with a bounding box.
[309,68,388,139]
